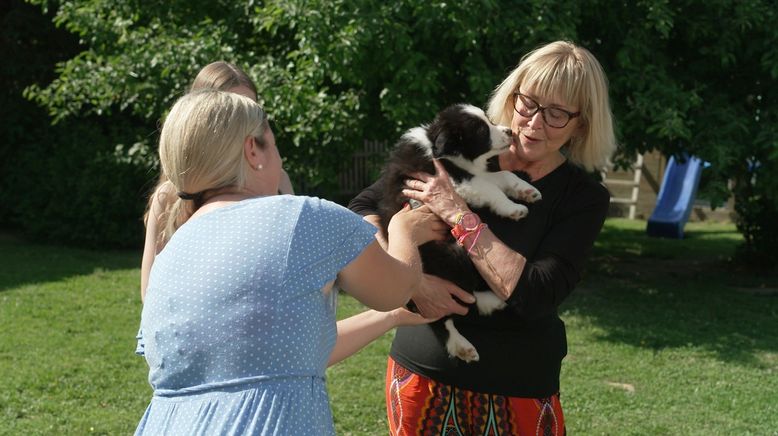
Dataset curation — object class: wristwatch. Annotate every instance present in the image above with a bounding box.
[450,212,481,240]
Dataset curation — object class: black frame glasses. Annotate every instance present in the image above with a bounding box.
[513,92,580,128]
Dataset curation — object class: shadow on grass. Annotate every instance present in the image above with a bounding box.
[0,233,138,292]
[566,221,778,367]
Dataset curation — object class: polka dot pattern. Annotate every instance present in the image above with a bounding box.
[135,195,377,435]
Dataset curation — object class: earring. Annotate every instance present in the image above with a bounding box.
[256,163,263,170]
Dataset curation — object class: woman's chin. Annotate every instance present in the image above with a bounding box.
[513,141,536,158]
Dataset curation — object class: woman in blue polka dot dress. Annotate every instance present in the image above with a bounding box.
[134,89,445,435]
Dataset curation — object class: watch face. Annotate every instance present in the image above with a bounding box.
[460,213,480,231]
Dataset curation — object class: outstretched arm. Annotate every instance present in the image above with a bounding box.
[350,180,473,317]
[328,308,435,366]
[337,205,447,311]
[411,274,475,318]
[329,204,443,365]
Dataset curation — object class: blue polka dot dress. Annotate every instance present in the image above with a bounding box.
[135,196,378,436]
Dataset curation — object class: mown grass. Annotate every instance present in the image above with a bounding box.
[1,220,776,435]
[0,234,148,435]
[562,220,777,435]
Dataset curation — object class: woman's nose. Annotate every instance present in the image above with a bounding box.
[527,111,544,129]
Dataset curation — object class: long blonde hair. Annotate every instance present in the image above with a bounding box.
[487,41,616,171]
[158,89,268,242]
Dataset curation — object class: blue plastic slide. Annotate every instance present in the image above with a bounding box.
[646,155,704,239]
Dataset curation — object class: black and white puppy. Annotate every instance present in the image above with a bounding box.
[377,104,541,362]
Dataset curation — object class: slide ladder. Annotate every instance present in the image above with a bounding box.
[602,153,643,219]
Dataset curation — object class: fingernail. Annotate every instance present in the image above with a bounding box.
[402,202,409,209]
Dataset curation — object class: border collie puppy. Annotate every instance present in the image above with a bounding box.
[377,104,541,362]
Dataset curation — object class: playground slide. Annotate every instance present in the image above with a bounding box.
[646,155,704,239]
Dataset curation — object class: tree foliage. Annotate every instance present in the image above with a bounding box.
[23,0,585,192]
[578,0,778,268]
[10,0,778,266]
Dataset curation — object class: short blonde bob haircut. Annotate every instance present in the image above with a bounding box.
[487,41,616,171]
[158,89,268,241]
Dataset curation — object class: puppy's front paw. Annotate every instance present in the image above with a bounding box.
[506,204,529,220]
[506,178,541,203]
[520,187,542,203]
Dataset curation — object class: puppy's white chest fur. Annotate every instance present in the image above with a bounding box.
[450,168,542,221]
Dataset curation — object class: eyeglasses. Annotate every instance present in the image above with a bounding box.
[513,92,580,128]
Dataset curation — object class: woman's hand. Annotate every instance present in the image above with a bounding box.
[411,274,475,318]
[402,159,471,226]
[388,204,448,245]
[388,307,440,326]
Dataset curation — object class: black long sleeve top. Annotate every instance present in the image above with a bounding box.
[348,160,610,397]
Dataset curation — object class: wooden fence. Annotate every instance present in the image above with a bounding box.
[336,140,391,196]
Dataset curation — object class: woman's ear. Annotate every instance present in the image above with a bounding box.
[244,136,263,170]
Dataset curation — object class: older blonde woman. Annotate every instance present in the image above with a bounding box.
[349,40,616,435]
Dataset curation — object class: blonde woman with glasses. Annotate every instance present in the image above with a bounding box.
[349,40,616,435]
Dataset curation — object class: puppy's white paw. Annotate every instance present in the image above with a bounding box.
[508,183,541,203]
[506,204,529,220]
[446,335,480,362]
[520,187,542,203]
[503,175,541,203]
[444,319,480,362]
[474,291,507,315]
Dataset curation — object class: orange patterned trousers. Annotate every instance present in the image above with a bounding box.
[386,357,565,436]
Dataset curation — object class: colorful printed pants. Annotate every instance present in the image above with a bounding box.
[386,357,565,436]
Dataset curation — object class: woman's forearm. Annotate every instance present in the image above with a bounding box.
[464,228,525,300]
[328,310,396,366]
[385,229,423,294]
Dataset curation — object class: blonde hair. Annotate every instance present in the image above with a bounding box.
[487,41,616,171]
[144,61,260,246]
[190,61,257,98]
[158,89,268,241]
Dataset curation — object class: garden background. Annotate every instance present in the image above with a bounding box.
[1,0,777,434]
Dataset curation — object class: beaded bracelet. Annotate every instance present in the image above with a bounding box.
[465,223,487,254]
[454,222,487,253]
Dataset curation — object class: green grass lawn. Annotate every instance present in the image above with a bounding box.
[1,220,776,435]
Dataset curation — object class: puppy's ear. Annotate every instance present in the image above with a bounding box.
[432,131,446,156]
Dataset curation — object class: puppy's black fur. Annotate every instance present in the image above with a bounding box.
[378,104,505,294]
[376,104,537,362]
